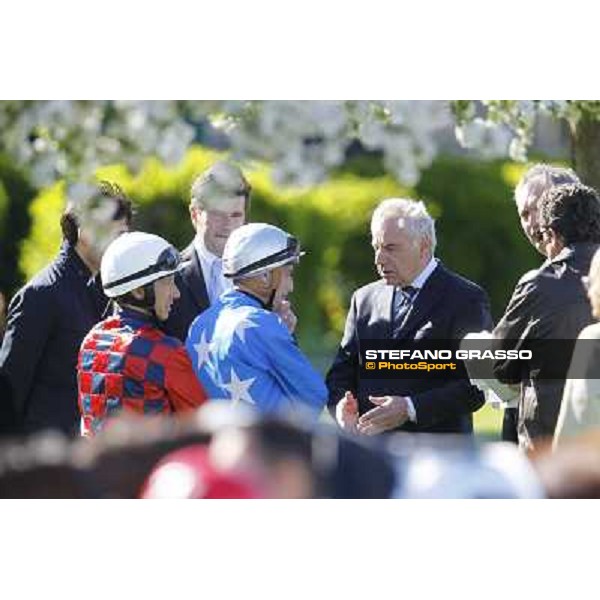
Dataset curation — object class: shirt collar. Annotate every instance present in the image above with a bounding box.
[115,305,156,326]
[193,234,220,267]
[548,242,598,265]
[62,240,95,282]
[234,288,268,309]
[408,256,438,290]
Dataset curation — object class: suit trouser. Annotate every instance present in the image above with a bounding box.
[501,407,518,443]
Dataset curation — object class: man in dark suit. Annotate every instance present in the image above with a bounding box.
[0,182,132,435]
[499,164,580,443]
[493,183,600,450]
[326,198,492,436]
[163,161,251,341]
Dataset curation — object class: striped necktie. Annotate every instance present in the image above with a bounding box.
[209,258,224,304]
[392,285,417,338]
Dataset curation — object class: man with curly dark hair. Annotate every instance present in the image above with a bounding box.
[493,183,600,450]
[538,183,600,255]
[498,164,581,443]
[0,181,132,436]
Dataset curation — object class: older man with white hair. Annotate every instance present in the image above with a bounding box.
[326,198,492,436]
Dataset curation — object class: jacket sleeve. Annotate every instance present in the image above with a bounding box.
[325,292,360,415]
[164,345,208,412]
[0,286,56,423]
[411,291,492,428]
[492,277,541,384]
[260,315,328,417]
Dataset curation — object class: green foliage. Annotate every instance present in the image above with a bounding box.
[19,145,540,366]
[19,182,65,282]
[0,154,36,297]
[415,156,539,321]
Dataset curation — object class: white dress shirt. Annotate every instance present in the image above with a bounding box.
[193,235,232,305]
[399,257,438,423]
[406,256,438,301]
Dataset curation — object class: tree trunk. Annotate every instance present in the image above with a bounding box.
[572,114,600,192]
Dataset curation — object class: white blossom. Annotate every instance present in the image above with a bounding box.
[0,100,580,189]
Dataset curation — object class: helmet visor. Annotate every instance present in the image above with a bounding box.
[225,235,303,278]
[104,246,181,292]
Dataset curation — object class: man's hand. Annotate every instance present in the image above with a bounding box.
[274,299,297,333]
[335,391,359,433]
[357,395,409,435]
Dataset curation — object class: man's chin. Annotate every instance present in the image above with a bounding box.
[380,274,397,286]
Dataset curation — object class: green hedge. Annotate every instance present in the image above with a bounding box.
[415,156,539,322]
[0,154,36,297]
[19,146,537,365]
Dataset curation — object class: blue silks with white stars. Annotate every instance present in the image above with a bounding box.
[186,289,327,420]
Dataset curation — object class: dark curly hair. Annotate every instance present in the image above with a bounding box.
[60,181,134,245]
[539,183,600,245]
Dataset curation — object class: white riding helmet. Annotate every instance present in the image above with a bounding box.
[222,223,304,279]
[101,232,181,298]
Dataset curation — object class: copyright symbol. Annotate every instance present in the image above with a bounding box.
[366,362,376,370]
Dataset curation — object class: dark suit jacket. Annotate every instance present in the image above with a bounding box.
[163,243,210,342]
[326,263,492,434]
[493,242,598,447]
[0,242,108,435]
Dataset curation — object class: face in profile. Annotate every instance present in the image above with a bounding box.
[79,210,130,266]
[274,264,295,304]
[153,275,181,322]
[515,185,546,255]
[372,216,428,287]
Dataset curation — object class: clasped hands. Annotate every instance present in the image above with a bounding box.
[335,390,410,435]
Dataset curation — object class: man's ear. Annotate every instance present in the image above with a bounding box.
[420,237,431,260]
[258,271,271,289]
[190,204,204,228]
[269,268,283,289]
[547,229,565,258]
[77,227,88,247]
[130,287,145,301]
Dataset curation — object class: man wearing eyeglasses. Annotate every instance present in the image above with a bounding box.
[493,183,600,450]
[163,161,250,342]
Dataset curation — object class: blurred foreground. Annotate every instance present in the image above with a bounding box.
[1,403,594,499]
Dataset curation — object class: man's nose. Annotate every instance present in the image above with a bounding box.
[221,222,234,235]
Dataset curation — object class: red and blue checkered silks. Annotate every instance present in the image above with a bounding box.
[78,309,207,437]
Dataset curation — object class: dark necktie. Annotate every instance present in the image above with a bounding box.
[392,285,417,338]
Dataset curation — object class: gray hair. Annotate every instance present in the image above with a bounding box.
[515,163,580,206]
[371,198,436,252]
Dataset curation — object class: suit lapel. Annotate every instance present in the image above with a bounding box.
[372,284,394,337]
[394,263,447,339]
[181,244,210,310]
